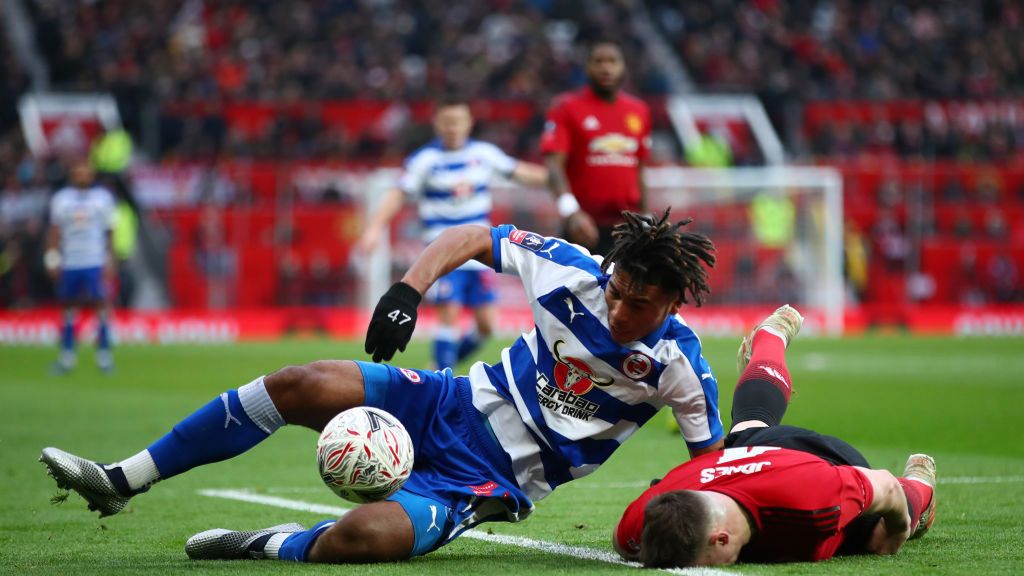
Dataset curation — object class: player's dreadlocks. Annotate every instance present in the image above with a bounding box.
[600,208,716,306]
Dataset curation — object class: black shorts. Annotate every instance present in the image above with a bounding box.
[724,424,870,467]
[724,424,879,555]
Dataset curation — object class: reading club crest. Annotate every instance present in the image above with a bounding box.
[622,352,653,380]
[399,368,421,383]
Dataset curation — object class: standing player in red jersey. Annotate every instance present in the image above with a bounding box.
[541,40,652,255]
[614,305,938,567]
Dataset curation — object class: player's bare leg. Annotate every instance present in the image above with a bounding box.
[455,303,495,365]
[307,501,415,562]
[473,304,496,340]
[93,299,114,373]
[185,499,415,563]
[53,304,78,374]
[263,360,365,430]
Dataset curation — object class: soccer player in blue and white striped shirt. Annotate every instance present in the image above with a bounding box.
[46,162,116,373]
[41,210,728,564]
[357,96,547,370]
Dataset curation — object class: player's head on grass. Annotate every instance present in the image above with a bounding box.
[600,209,715,344]
[433,94,473,150]
[641,490,740,568]
[586,39,625,98]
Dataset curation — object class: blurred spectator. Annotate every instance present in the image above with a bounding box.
[685,129,733,167]
[194,206,237,309]
[987,252,1020,302]
[749,189,794,249]
[0,165,49,308]
[844,221,869,303]
[952,208,975,238]
[984,209,1008,239]
[276,251,303,307]
[954,248,987,306]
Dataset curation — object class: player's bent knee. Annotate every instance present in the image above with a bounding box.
[264,360,365,428]
[476,321,494,338]
[309,502,414,563]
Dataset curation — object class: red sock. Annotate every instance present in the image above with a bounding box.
[738,330,793,401]
[897,477,934,532]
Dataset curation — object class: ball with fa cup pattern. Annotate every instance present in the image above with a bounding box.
[316,407,414,503]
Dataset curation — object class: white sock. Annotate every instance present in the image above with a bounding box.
[238,376,286,434]
[263,533,291,559]
[118,450,161,491]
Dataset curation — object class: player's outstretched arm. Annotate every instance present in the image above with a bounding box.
[689,440,725,459]
[401,224,493,293]
[857,467,913,555]
[544,152,598,247]
[355,187,405,254]
[511,161,549,187]
[365,225,493,362]
[44,224,62,279]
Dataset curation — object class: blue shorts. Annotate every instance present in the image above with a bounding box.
[355,361,531,557]
[427,269,496,307]
[57,266,106,303]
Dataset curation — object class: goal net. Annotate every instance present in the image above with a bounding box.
[645,166,845,335]
[357,165,844,336]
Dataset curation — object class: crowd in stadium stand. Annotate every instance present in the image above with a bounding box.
[4,0,1023,164]
[649,0,1024,160]
[2,0,1023,311]
[15,0,668,162]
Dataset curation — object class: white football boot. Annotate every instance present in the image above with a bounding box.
[903,453,937,539]
[737,304,804,372]
[186,524,307,560]
[39,447,131,517]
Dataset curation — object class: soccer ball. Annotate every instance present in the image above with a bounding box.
[316,407,414,503]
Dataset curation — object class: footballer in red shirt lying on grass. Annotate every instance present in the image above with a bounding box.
[614,305,937,567]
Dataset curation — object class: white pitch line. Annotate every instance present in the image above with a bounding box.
[198,488,735,576]
[256,474,1024,495]
[939,475,1024,485]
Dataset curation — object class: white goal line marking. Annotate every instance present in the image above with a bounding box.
[250,474,1024,495]
[198,488,735,576]
[569,476,1024,489]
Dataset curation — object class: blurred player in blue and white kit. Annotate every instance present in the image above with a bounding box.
[46,162,116,373]
[357,96,548,370]
[42,209,740,565]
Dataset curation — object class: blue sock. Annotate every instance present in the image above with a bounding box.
[456,331,483,362]
[146,388,273,479]
[97,311,111,352]
[278,520,336,562]
[61,311,76,354]
[432,326,459,369]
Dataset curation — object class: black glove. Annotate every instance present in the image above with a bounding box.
[365,281,422,363]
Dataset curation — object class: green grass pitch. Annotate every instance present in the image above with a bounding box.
[2,335,1023,575]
